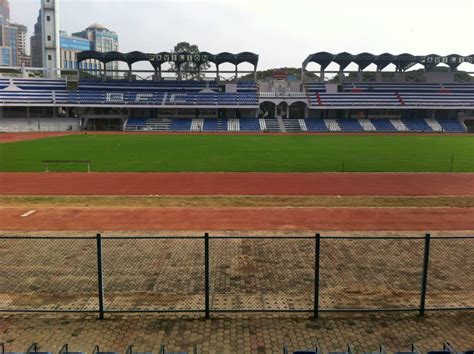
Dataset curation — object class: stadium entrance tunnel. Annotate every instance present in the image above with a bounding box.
[259,101,276,119]
[464,119,474,133]
[289,101,307,119]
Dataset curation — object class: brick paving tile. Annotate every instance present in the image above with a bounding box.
[0,313,473,353]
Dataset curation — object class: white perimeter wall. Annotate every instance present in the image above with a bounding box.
[0,117,81,132]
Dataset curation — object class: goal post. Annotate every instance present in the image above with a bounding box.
[42,160,92,173]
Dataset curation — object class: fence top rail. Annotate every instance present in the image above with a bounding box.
[430,236,474,240]
[0,236,96,240]
[320,236,427,240]
[101,236,204,240]
[0,235,473,240]
[208,236,317,240]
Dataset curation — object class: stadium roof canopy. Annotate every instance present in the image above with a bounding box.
[77,51,259,68]
[302,52,474,71]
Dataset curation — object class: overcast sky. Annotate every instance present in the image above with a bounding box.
[10,0,474,70]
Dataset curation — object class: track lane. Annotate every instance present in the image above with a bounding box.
[1,172,474,196]
[1,207,473,231]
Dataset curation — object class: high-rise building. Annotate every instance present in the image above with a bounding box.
[73,23,119,75]
[0,23,17,66]
[0,0,10,26]
[30,12,42,67]
[0,0,29,66]
[11,23,30,67]
[59,30,91,69]
[11,23,27,55]
[31,19,119,74]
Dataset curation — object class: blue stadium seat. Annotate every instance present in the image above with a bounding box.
[370,119,397,132]
[304,118,328,132]
[436,117,466,132]
[336,118,364,132]
[170,118,192,131]
[239,118,261,131]
[401,118,432,132]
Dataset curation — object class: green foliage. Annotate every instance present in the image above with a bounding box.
[240,67,318,81]
[169,42,210,80]
[1,134,473,172]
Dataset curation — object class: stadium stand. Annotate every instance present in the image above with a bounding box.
[437,117,466,132]
[0,52,472,133]
[264,119,281,132]
[390,119,409,132]
[357,118,377,131]
[369,118,397,132]
[202,118,227,131]
[304,118,329,132]
[336,118,364,132]
[191,118,204,132]
[401,117,433,132]
[239,118,261,132]
[424,117,443,132]
[227,118,239,131]
[283,119,303,132]
[169,118,192,131]
[324,119,341,131]
[124,118,146,131]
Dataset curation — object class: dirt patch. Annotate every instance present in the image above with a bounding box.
[2,172,474,196]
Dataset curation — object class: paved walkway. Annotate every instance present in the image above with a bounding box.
[1,312,473,353]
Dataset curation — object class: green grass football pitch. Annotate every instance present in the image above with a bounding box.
[0,134,473,172]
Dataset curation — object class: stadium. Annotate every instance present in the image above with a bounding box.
[0,0,474,352]
[0,51,473,134]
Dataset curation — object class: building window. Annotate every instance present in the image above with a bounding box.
[48,54,52,61]
[47,35,51,41]
[47,16,51,21]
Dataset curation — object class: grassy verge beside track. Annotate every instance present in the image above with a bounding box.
[0,134,473,172]
[2,195,474,208]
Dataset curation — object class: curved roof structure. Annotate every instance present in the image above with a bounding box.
[77,51,259,68]
[86,23,109,31]
[303,52,474,71]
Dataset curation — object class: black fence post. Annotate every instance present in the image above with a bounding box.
[313,233,321,319]
[204,232,210,319]
[96,233,105,320]
[419,233,431,317]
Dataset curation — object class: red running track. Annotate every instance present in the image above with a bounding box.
[1,207,473,231]
[1,172,474,196]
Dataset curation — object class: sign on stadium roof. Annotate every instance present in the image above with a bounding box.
[302,52,474,71]
[77,51,259,68]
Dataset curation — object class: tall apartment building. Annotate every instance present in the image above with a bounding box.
[31,18,119,74]
[0,0,29,66]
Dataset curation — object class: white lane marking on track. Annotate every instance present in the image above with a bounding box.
[21,210,37,218]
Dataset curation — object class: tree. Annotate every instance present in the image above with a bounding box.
[240,67,319,81]
[169,42,210,80]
